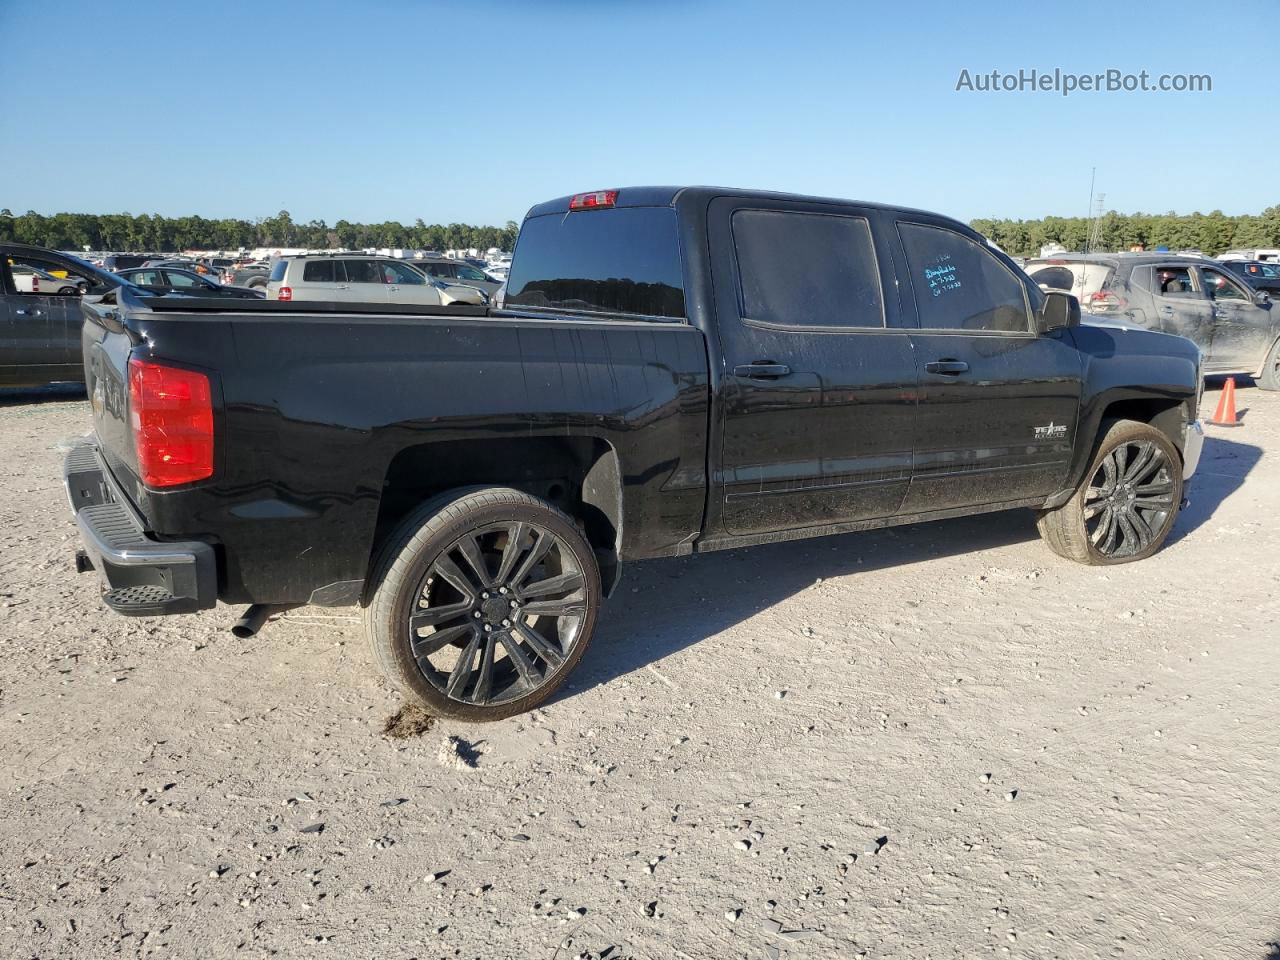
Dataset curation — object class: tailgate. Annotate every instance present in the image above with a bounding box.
[80,298,143,502]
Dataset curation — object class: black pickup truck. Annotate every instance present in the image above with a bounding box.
[65,186,1205,720]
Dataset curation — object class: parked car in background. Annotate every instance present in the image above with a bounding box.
[1,243,127,387]
[103,254,154,272]
[8,263,84,296]
[1026,253,1280,387]
[117,267,266,299]
[145,259,220,277]
[225,262,271,290]
[410,257,502,297]
[1221,260,1280,296]
[266,255,486,305]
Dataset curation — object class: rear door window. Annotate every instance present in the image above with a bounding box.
[1154,266,1196,297]
[506,206,685,319]
[898,223,1031,333]
[343,260,381,284]
[302,260,336,282]
[730,209,884,328]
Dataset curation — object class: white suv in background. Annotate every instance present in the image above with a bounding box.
[266,255,487,305]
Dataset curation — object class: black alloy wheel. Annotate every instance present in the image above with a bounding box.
[1082,439,1177,559]
[408,521,588,707]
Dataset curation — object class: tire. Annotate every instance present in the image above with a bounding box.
[1037,419,1183,565]
[363,487,600,722]
[1257,338,1280,391]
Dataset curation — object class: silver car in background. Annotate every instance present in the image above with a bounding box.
[266,255,486,305]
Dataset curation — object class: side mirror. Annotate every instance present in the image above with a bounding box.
[1256,290,1272,306]
[1037,289,1081,334]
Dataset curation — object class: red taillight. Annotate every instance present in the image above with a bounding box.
[568,190,618,211]
[128,357,214,488]
[278,285,292,301]
[1088,290,1127,312]
[31,274,39,293]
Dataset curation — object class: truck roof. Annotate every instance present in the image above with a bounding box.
[524,186,961,226]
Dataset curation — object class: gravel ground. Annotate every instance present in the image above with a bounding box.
[1,381,1278,960]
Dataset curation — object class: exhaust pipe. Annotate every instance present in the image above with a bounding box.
[231,603,295,639]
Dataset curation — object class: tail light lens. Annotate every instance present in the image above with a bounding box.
[568,190,618,211]
[31,274,39,293]
[278,285,292,301]
[1088,290,1127,312]
[128,357,214,488]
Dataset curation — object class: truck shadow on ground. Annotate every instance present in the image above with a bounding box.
[565,434,1261,702]
[1170,432,1262,545]
[0,383,87,407]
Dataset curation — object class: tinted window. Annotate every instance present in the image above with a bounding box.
[424,262,455,278]
[343,260,380,283]
[731,210,883,328]
[456,264,487,281]
[303,260,336,282]
[898,223,1030,332]
[10,254,96,292]
[269,260,289,282]
[128,270,164,286]
[507,207,685,318]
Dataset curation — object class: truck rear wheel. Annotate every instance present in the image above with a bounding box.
[363,487,600,722]
[1036,419,1182,565]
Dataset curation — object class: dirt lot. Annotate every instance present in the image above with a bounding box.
[1,382,1278,960]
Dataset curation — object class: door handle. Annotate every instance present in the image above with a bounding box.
[925,359,969,375]
[14,308,43,317]
[1212,307,1228,320]
[335,284,350,290]
[734,362,791,379]
[1159,306,1174,316]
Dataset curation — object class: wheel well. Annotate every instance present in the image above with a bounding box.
[1097,398,1187,451]
[369,437,622,595]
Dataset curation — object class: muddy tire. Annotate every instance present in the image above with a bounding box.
[1257,338,1280,391]
[363,487,600,722]
[1037,419,1183,565]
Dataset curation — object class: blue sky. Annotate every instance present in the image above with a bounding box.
[1,0,1274,226]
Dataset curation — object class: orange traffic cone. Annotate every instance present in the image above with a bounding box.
[1206,377,1241,427]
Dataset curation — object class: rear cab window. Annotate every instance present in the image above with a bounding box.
[1026,260,1114,302]
[506,206,685,319]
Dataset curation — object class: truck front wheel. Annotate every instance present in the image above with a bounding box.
[1037,419,1183,565]
[364,487,600,722]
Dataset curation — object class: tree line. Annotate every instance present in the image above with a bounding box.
[971,205,1280,258]
[0,208,519,253]
[5,204,1280,259]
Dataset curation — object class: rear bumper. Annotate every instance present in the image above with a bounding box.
[64,442,217,616]
[1182,419,1204,480]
